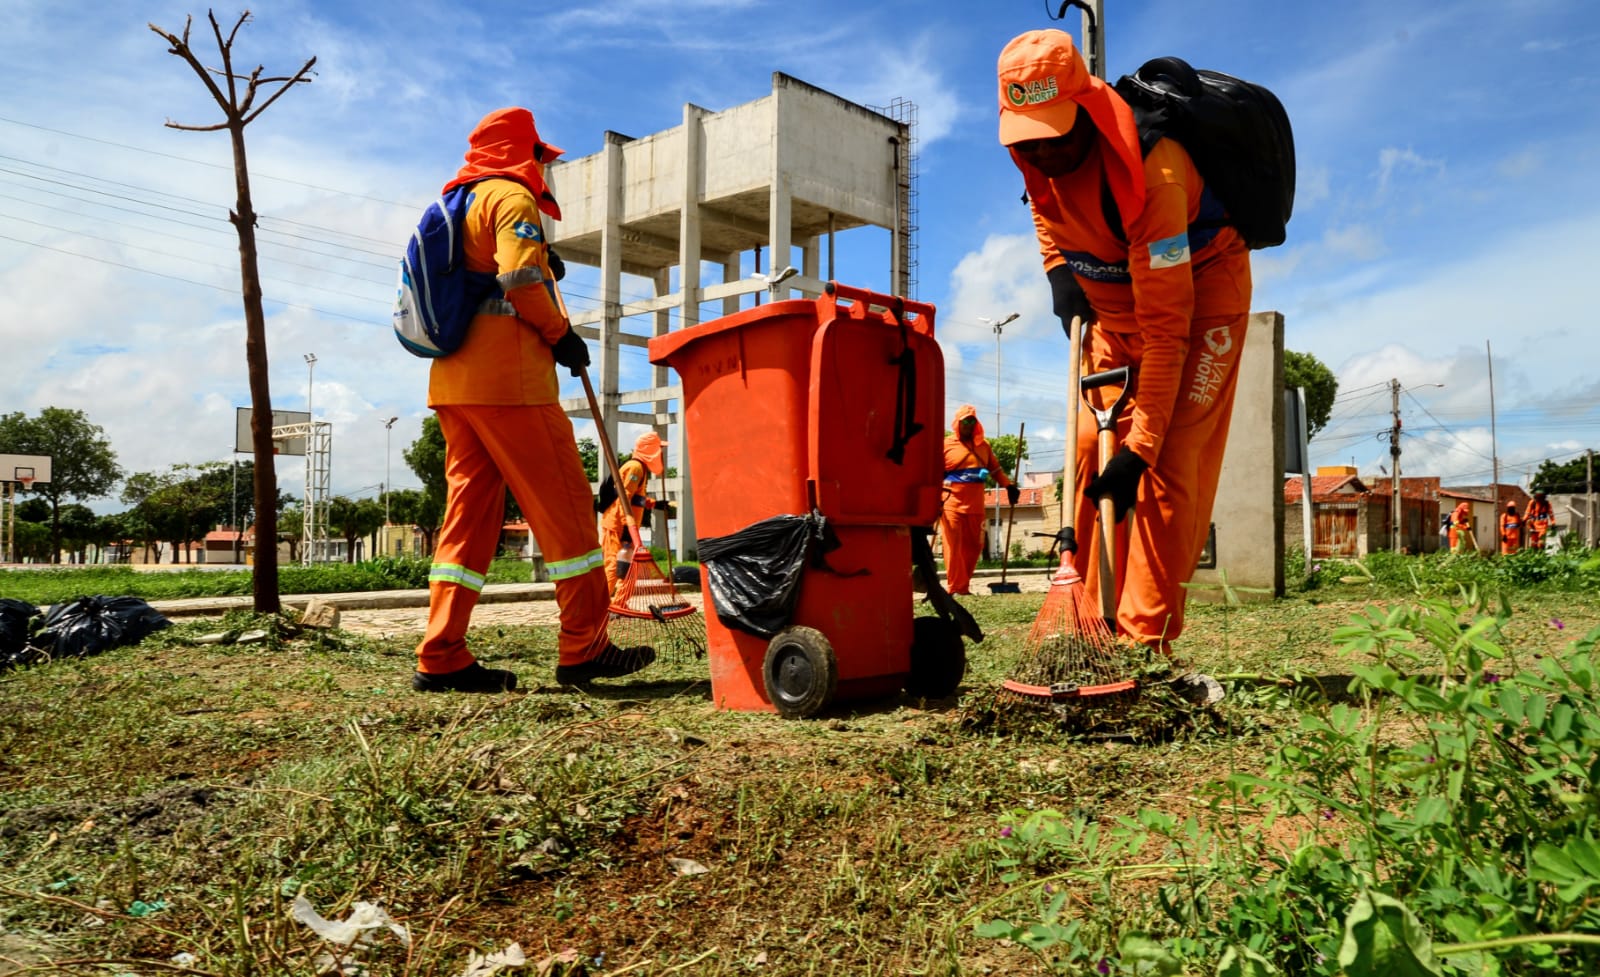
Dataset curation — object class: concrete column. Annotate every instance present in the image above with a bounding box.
[679,105,704,328]
[768,93,792,301]
[801,235,820,291]
[1188,310,1286,599]
[598,132,627,452]
[676,105,704,559]
[722,253,741,316]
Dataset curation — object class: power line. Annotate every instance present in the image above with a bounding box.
[0,114,421,209]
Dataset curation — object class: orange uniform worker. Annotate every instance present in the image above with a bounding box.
[601,431,674,596]
[1525,491,1554,550]
[1499,502,1522,555]
[939,406,1018,596]
[413,107,653,693]
[998,30,1253,658]
[1450,500,1473,553]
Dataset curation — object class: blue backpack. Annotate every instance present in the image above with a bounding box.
[393,183,502,358]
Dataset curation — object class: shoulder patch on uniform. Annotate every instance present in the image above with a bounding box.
[512,220,543,241]
[1148,233,1191,270]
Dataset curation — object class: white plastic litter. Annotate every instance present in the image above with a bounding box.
[458,942,527,977]
[291,895,411,947]
[668,857,710,877]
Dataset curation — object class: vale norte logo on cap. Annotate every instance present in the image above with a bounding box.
[1007,76,1060,108]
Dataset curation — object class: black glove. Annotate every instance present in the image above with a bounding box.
[546,246,566,282]
[552,327,589,377]
[594,474,617,513]
[1047,264,1096,335]
[1084,446,1148,522]
[1005,484,1020,507]
[1054,526,1077,554]
[658,501,676,519]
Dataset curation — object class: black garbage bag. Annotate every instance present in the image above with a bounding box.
[0,598,43,669]
[35,595,172,661]
[698,513,839,639]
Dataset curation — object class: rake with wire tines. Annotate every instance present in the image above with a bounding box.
[578,367,705,663]
[1001,318,1142,708]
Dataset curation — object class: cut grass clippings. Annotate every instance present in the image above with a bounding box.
[2,580,1598,974]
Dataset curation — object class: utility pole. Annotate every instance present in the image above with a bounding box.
[1580,450,1593,550]
[1487,341,1500,498]
[1390,378,1402,554]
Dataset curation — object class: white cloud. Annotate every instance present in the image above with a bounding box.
[1375,147,1445,195]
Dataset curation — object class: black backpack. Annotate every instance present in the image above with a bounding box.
[1107,56,1295,250]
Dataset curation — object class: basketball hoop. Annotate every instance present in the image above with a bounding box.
[16,473,33,492]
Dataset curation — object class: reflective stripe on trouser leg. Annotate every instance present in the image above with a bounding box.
[415,408,506,675]
[461,403,611,666]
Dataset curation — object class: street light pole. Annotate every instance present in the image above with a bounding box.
[304,353,317,418]
[383,416,398,529]
[303,353,317,563]
[980,312,1019,558]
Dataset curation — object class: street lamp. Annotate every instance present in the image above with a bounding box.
[383,416,398,529]
[980,312,1019,557]
[303,353,317,417]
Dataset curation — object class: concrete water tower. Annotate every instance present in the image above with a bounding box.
[543,72,916,555]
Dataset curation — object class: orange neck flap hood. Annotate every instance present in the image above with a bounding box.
[952,404,988,447]
[1006,35,1145,232]
[633,431,666,476]
[443,107,564,220]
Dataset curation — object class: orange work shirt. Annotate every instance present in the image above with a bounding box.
[427,178,568,407]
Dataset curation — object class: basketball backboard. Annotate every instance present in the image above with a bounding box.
[235,408,312,456]
[0,453,51,488]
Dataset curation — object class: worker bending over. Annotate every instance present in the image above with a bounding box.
[601,431,673,596]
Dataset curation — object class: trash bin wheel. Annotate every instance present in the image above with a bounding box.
[763,626,838,719]
[905,616,966,699]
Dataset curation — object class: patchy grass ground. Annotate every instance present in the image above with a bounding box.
[2,584,1598,976]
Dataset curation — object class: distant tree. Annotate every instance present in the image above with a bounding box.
[1284,350,1338,441]
[15,498,50,523]
[278,506,303,563]
[577,436,599,483]
[151,11,316,612]
[121,463,226,563]
[986,433,1030,488]
[57,504,100,563]
[404,416,448,554]
[1531,454,1595,495]
[328,496,385,562]
[0,407,122,562]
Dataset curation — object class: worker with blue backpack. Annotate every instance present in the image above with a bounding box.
[407,107,654,692]
[998,28,1288,664]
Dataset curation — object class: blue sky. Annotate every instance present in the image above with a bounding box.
[2,0,1597,511]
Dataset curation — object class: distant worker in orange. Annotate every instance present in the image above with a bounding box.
[998,30,1252,658]
[1525,491,1554,550]
[940,405,1018,596]
[1450,499,1473,554]
[601,431,673,596]
[413,107,653,693]
[1499,501,1523,555]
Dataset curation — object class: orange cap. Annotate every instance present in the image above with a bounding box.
[633,431,667,476]
[997,30,1085,146]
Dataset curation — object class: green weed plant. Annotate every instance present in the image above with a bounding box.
[972,587,1600,975]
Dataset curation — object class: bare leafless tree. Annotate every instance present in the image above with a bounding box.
[150,10,315,614]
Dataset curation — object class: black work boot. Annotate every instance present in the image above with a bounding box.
[412,661,519,693]
[554,643,656,686]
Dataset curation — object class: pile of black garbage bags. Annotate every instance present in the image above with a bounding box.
[0,596,170,672]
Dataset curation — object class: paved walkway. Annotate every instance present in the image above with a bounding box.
[147,566,1055,639]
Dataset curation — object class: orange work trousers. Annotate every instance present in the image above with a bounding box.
[416,404,610,674]
[1071,310,1250,655]
[939,481,988,595]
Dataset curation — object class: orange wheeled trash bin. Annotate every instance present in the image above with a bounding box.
[648,283,967,717]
